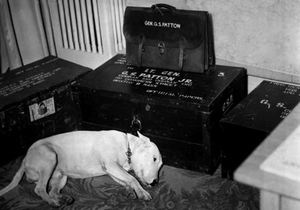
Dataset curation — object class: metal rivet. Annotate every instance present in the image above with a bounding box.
[145,104,151,111]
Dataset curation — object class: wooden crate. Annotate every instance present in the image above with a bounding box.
[0,56,91,166]
[220,80,300,179]
[73,54,247,174]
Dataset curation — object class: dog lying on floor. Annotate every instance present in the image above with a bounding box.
[0,130,163,207]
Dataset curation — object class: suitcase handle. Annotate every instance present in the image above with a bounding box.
[151,4,176,14]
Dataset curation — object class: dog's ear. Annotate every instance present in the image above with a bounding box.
[137,131,150,144]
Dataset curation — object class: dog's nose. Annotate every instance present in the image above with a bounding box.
[150,179,158,187]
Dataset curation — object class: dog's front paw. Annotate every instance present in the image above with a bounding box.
[136,188,152,201]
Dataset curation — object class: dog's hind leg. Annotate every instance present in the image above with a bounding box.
[26,145,62,207]
[49,170,74,206]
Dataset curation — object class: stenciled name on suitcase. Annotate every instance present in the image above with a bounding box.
[112,57,203,101]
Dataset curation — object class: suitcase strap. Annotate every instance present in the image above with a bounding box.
[138,34,145,67]
[179,36,186,71]
[137,34,186,71]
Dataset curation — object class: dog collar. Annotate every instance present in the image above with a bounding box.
[126,134,134,173]
[126,144,132,164]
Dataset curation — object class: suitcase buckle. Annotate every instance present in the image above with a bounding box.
[158,42,165,55]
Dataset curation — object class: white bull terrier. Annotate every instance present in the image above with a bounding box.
[0,130,163,207]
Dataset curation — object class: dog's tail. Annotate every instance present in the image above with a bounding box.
[0,159,25,196]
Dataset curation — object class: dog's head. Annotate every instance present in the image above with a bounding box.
[128,132,163,187]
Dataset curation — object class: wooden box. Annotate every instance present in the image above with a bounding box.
[73,54,247,174]
[220,80,300,179]
[0,56,91,166]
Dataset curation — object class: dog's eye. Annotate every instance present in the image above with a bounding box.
[153,157,157,162]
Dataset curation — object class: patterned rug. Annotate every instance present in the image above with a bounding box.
[0,156,259,210]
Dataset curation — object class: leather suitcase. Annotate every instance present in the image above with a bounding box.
[123,4,215,73]
[73,54,247,174]
[0,56,91,166]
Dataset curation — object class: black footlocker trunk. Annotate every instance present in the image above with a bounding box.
[73,54,247,174]
[220,80,300,179]
[0,56,91,166]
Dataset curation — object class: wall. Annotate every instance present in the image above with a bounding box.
[9,0,49,65]
[0,0,49,73]
[0,23,9,73]
[127,0,300,84]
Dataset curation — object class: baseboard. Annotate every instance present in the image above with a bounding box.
[216,58,300,86]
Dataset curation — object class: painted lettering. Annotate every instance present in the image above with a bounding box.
[144,20,181,29]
